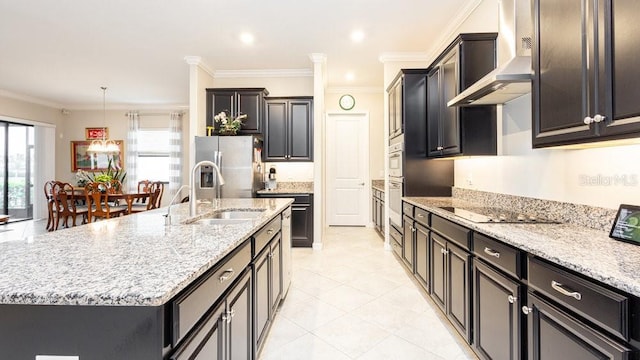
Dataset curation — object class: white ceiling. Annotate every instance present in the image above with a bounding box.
[0,0,476,109]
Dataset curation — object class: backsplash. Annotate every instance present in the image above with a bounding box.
[453,187,617,232]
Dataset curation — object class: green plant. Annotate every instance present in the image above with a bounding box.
[76,158,127,185]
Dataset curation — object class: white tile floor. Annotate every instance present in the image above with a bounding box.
[259,226,477,360]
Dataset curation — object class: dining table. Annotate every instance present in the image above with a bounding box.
[107,192,150,214]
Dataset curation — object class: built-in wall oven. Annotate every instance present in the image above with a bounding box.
[388,135,404,228]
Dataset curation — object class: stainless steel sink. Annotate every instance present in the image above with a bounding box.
[194,218,253,225]
[187,208,266,225]
[209,209,266,220]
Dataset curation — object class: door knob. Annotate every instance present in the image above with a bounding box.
[359,182,365,186]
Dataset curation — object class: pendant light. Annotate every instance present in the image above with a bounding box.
[87,86,120,154]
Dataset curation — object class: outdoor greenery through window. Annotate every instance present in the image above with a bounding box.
[137,129,170,183]
[0,122,34,222]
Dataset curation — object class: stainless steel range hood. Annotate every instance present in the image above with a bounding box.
[448,0,532,107]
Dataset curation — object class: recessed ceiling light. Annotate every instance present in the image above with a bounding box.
[345,72,355,81]
[240,32,254,45]
[350,30,365,43]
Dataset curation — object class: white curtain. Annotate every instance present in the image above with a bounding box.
[33,125,56,220]
[126,112,139,192]
[168,112,183,203]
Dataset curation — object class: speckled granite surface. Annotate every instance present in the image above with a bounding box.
[453,187,617,232]
[256,181,313,194]
[372,179,385,192]
[403,196,640,297]
[0,198,293,306]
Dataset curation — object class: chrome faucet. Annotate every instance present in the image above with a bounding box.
[164,184,190,226]
[190,160,225,217]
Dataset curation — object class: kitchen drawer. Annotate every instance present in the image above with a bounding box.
[528,256,630,340]
[170,296,225,360]
[403,202,414,218]
[173,240,251,345]
[431,215,471,250]
[254,216,282,255]
[390,224,403,244]
[391,237,402,258]
[414,207,429,226]
[473,233,522,279]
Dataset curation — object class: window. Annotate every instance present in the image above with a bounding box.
[137,129,170,182]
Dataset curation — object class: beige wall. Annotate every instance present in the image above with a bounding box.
[211,76,313,97]
[325,90,385,180]
[0,95,63,126]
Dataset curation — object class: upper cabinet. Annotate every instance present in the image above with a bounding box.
[388,76,404,140]
[533,0,640,147]
[426,33,498,158]
[264,97,313,162]
[206,88,269,135]
[387,69,430,156]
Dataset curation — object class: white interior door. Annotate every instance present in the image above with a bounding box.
[326,112,369,226]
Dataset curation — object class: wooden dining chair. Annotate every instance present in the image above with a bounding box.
[129,180,152,213]
[44,180,57,231]
[84,183,127,222]
[152,181,165,209]
[51,182,88,230]
[129,181,162,213]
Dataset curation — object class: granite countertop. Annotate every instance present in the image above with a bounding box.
[0,198,293,307]
[256,181,313,194]
[372,180,385,192]
[403,197,640,298]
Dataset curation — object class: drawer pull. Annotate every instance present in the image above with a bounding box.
[267,229,275,235]
[219,268,235,283]
[522,306,532,315]
[551,280,582,301]
[507,295,517,304]
[483,247,501,258]
[417,213,424,218]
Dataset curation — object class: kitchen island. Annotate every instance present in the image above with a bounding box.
[0,198,293,359]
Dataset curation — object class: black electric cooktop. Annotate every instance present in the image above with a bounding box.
[439,207,557,224]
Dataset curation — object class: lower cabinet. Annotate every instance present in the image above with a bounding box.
[371,188,385,238]
[402,215,415,271]
[526,292,634,360]
[254,233,283,354]
[171,270,253,360]
[414,222,429,291]
[257,193,313,247]
[473,260,523,360]
[430,231,472,343]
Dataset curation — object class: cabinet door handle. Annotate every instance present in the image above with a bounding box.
[583,116,594,125]
[483,247,501,258]
[219,268,235,282]
[522,306,532,315]
[223,309,235,324]
[436,146,444,151]
[593,114,606,123]
[551,280,582,301]
[440,248,448,254]
[507,295,517,304]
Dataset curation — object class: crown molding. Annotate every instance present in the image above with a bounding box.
[326,86,383,94]
[184,55,215,77]
[309,53,327,63]
[213,69,313,78]
[378,52,429,63]
[0,89,64,109]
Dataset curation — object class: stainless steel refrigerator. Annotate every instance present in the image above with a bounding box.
[195,136,264,199]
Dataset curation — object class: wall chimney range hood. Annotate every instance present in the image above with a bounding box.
[448,0,532,107]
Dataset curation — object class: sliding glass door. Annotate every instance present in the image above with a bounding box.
[0,122,34,222]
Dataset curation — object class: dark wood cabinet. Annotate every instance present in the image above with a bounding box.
[206,88,268,134]
[533,0,640,147]
[414,222,429,291]
[371,188,385,238]
[254,234,282,354]
[426,33,498,158]
[402,215,415,271]
[388,76,404,140]
[526,292,634,360]
[430,231,472,343]
[473,259,523,360]
[172,270,253,360]
[264,97,313,161]
[257,193,313,247]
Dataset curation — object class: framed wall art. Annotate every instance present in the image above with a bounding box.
[85,127,108,140]
[70,140,124,172]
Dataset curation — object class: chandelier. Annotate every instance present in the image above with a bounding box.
[87,86,120,154]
